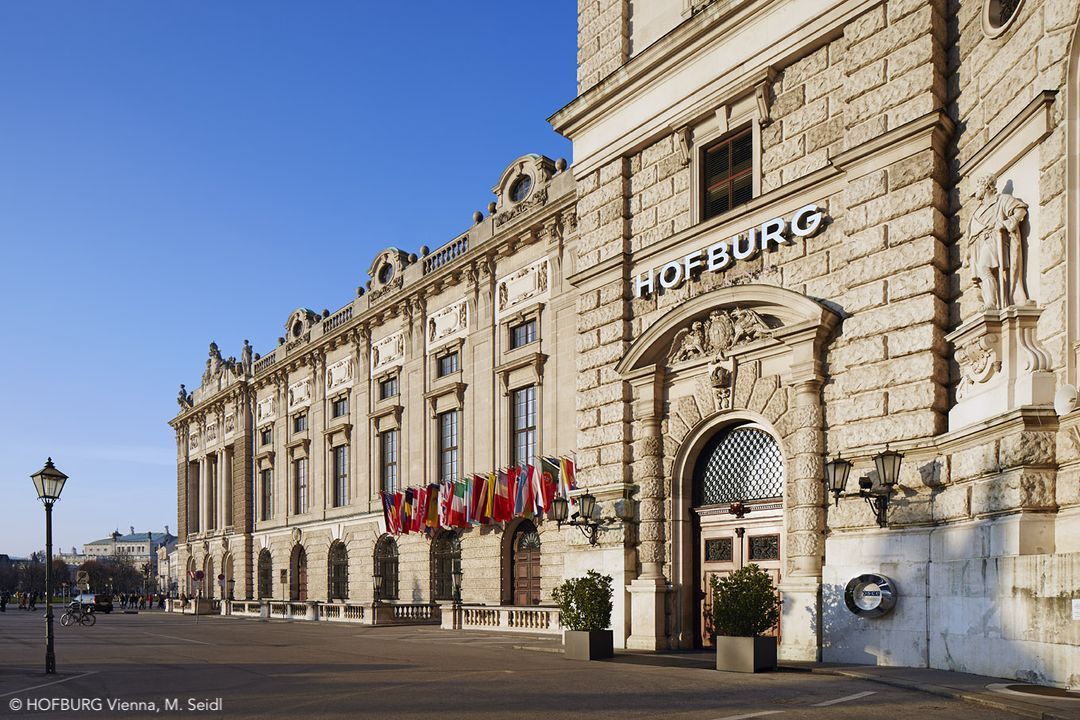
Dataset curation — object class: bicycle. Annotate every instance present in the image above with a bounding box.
[60,604,96,627]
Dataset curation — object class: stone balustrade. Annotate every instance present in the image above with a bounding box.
[423,234,469,274]
[442,604,561,634]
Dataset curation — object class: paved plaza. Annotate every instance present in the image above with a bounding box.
[1,610,1067,720]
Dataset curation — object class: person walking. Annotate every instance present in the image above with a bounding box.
[28,592,36,611]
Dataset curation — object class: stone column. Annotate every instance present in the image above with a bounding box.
[778,370,825,662]
[626,366,669,650]
[198,454,208,533]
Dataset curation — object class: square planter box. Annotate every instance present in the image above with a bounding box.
[715,635,776,672]
[564,630,614,661]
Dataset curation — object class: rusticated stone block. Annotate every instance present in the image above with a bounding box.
[999,432,1056,469]
[932,484,971,522]
[950,441,999,481]
[971,469,1056,515]
[673,395,701,431]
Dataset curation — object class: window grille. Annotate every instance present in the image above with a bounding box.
[695,425,783,506]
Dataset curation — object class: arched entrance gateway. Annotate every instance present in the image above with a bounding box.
[617,284,837,660]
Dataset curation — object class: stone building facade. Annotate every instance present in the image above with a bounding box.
[171,0,1079,687]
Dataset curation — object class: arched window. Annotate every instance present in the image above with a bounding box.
[431,531,461,601]
[694,424,783,506]
[257,549,273,599]
[328,541,349,600]
[290,545,307,602]
[374,535,399,601]
[510,521,541,606]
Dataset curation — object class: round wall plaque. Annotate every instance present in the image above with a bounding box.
[844,573,896,617]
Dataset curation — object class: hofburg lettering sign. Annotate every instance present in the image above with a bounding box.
[633,203,826,298]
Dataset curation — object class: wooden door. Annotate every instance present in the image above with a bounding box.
[512,523,541,606]
[697,514,783,647]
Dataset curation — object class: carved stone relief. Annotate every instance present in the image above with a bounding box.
[256,396,276,425]
[224,413,237,439]
[326,357,354,393]
[496,257,551,319]
[668,307,775,363]
[189,430,200,451]
[288,378,312,411]
[371,330,406,376]
[205,421,219,445]
[427,298,469,350]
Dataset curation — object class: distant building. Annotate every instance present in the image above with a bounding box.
[61,527,177,574]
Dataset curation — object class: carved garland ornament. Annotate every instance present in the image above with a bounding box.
[427,299,469,346]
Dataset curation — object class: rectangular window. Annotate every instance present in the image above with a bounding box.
[511,385,537,467]
[438,410,460,483]
[379,376,398,400]
[333,445,348,508]
[331,397,349,418]
[380,430,399,494]
[293,414,308,433]
[293,458,308,515]
[703,127,753,220]
[510,319,537,349]
[437,351,459,378]
[260,468,273,521]
[260,427,273,446]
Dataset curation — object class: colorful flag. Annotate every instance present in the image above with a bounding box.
[426,484,440,528]
[392,491,404,534]
[494,469,512,522]
[438,482,452,529]
[411,487,426,533]
[401,488,414,534]
[529,462,544,516]
[380,492,401,535]
[471,475,487,524]
[540,457,559,512]
[483,473,496,523]
[449,480,468,527]
[510,466,524,517]
[559,456,576,498]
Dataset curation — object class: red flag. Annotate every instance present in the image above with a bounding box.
[470,475,486,524]
[560,456,576,496]
[392,491,405,534]
[493,469,512,522]
[412,488,426,532]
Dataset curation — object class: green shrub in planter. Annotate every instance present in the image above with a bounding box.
[710,563,780,637]
[554,570,614,661]
[552,570,613,631]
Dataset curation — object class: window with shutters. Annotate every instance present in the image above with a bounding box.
[702,127,753,220]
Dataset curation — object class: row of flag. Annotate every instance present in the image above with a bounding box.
[379,456,576,536]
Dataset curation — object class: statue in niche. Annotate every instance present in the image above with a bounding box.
[963,174,1029,310]
[241,340,253,376]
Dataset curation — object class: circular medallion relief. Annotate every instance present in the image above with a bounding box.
[509,175,533,203]
[982,0,1024,37]
[378,262,395,284]
[844,573,897,618]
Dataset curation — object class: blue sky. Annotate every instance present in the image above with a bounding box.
[0,2,575,557]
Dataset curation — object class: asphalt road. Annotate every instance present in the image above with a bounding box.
[0,609,1023,720]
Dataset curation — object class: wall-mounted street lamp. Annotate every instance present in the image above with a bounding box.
[552,490,630,546]
[825,447,903,528]
[31,458,69,675]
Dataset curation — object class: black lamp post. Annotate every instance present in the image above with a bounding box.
[372,567,383,604]
[451,566,463,608]
[31,458,68,675]
[824,447,903,527]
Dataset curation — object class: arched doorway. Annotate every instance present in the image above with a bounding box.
[431,531,461,602]
[691,421,784,647]
[510,520,541,606]
[328,541,349,600]
[374,536,399,600]
[185,557,196,597]
[290,545,307,601]
[222,553,235,600]
[203,557,215,600]
[257,549,273,599]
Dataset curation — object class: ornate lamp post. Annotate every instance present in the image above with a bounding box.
[372,567,383,604]
[31,458,68,675]
[552,491,610,545]
[824,448,903,527]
